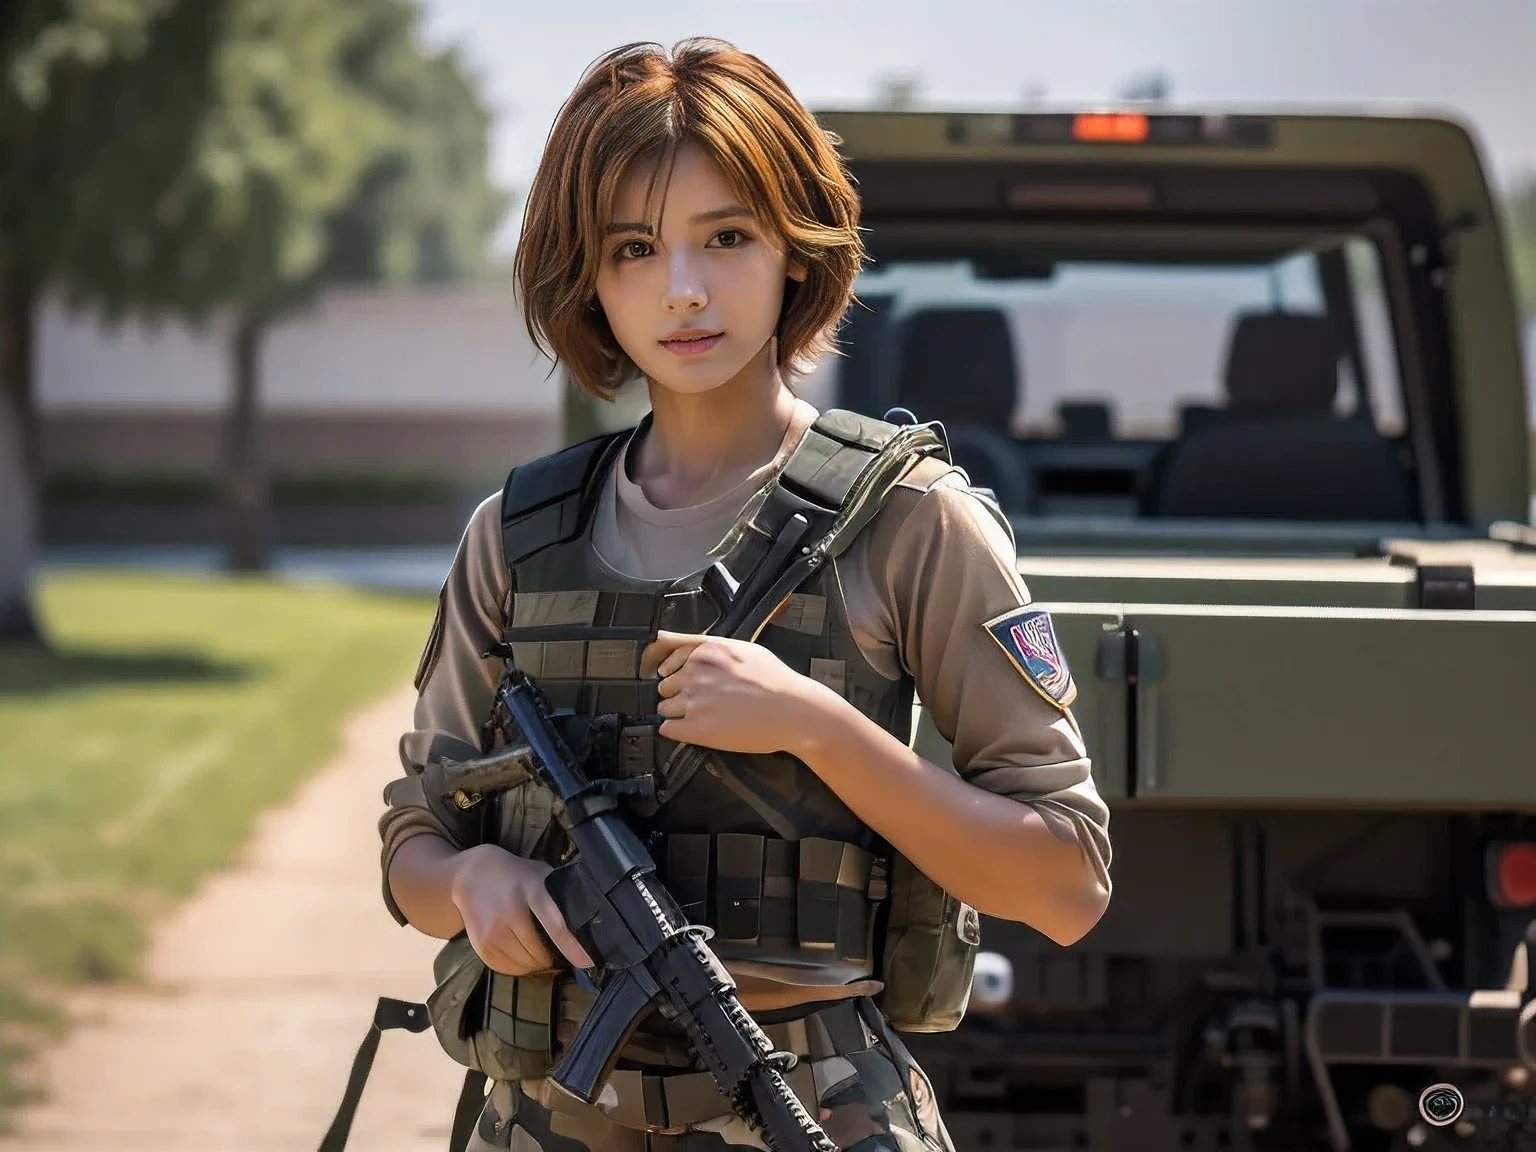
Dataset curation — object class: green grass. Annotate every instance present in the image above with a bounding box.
[0,570,436,1123]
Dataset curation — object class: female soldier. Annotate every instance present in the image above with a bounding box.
[378,37,1111,1152]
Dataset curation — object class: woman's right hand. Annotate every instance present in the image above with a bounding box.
[449,844,595,976]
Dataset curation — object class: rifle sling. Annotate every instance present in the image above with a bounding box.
[316,997,486,1152]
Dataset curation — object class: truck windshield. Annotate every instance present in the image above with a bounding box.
[814,231,1429,528]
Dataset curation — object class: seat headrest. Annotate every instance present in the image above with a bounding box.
[1057,402,1112,441]
[894,307,1019,428]
[835,295,898,417]
[1224,312,1341,417]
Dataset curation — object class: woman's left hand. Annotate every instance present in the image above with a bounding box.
[638,631,839,755]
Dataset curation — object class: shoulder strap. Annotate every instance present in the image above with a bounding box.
[708,408,950,629]
[779,407,952,519]
[500,425,632,568]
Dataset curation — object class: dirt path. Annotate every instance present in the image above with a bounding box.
[1,683,471,1152]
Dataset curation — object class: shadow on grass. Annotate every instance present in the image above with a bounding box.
[0,647,255,697]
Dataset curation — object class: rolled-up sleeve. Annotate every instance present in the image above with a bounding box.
[859,465,1112,895]
[377,491,512,924]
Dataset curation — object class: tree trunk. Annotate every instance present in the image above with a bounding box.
[0,259,44,646]
[221,313,271,573]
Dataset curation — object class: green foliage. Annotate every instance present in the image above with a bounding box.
[4,1,170,108]
[37,0,393,325]
[3,0,509,578]
[0,0,181,283]
[6,0,508,322]
[321,2,510,287]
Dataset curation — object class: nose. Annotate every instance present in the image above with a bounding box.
[662,249,707,314]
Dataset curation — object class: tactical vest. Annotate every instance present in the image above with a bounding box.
[423,408,983,1089]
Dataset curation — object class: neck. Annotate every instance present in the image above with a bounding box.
[631,342,802,506]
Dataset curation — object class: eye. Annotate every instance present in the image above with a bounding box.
[711,229,745,249]
[615,239,652,260]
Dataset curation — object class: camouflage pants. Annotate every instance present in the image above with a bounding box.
[464,999,955,1152]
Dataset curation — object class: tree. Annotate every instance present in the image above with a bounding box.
[68,0,401,571]
[0,0,201,643]
[321,6,508,290]
[108,0,507,570]
[5,0,508,594]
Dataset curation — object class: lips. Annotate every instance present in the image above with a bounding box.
[659,331,723,357]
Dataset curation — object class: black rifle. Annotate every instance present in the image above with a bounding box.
[485,664,837,1152]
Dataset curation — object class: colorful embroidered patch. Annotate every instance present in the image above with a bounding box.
[984,607,1078,709]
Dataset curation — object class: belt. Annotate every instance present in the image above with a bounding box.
[542,997,880,1134]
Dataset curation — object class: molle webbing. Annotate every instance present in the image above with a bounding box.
[483,969,558,1062]
[656,833,888,963]
[500,586,716,715]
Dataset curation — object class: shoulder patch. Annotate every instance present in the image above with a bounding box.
[983,606,1078,709]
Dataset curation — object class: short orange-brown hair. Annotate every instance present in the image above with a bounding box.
[513,38,865,400]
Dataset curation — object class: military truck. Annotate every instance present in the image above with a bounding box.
[563,107,1536,1152]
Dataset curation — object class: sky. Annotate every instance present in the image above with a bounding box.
[416,0,1536,251]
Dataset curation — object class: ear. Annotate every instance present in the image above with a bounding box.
[787,258,809,284]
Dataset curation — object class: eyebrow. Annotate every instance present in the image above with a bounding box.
[604,204,753,236]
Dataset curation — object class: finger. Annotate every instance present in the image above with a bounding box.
[638,641,665,680]
[476,933,542,977]
[640,631,699,679]
[656,693,687,719]
[656,638,706,679]
[658,718,684,741]
[499,914,556,968]
[656,672,683,699]
[504,918,558,972]
[528,891,595,969]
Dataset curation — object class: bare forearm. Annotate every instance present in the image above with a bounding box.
[792,690,1107,945]
[387,834,471,940]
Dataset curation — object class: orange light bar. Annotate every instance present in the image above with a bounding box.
[1072,112,1149,144]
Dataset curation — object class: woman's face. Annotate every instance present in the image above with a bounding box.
[594,139,805,398]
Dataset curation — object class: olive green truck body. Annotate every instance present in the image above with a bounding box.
[566,106,1536,1152]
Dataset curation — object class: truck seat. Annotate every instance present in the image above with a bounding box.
[1141,312,1418,521]
[893,306,1035,513]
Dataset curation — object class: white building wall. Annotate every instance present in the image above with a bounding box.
[37,281,563,416]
